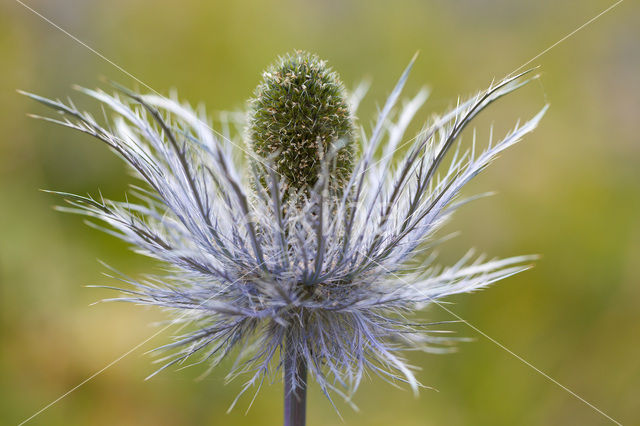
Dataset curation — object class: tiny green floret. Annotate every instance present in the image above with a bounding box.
[248,50,355,196]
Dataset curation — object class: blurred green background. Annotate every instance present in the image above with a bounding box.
[1,0,638,425]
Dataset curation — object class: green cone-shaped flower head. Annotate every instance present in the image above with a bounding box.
[248,51,355,196]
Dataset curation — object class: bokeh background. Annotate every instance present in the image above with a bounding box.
[1,0,638,425]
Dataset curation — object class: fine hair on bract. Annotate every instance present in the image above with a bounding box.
[22,51,547,412]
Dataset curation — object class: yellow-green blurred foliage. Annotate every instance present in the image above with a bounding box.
[1,1,638,425]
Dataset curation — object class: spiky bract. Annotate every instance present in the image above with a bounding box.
[23,56,546,407]
[248,50,355,196]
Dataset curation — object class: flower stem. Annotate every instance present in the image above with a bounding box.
[284,350,307,426]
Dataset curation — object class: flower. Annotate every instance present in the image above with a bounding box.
[248,51,355,197]
[22,51,547,413]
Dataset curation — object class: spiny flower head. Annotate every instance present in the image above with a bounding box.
[23,53,547,408]
[248,50,355,195]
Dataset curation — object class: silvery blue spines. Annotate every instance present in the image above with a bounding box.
[22,52,547,409]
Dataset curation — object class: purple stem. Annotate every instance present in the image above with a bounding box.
[284,350,307,426]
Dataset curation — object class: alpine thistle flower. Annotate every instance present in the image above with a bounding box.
[248,51,355,196]
[23,51,547,425]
